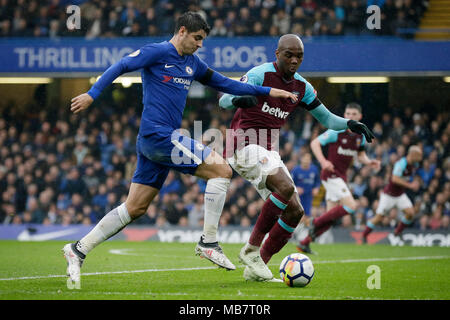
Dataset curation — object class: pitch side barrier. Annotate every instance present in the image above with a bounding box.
[0,224,448,247]
[0,37,449,76]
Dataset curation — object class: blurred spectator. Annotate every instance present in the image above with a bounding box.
[0,0,428,39]
[0,4,446,231]
[345,0,364,35]
[272,8,290,35]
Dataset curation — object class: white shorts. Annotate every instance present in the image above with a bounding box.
[227,144,295,200]
[376,192,413,216]
[321,177,352,202]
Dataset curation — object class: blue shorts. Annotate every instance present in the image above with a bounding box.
[132,130,213,189]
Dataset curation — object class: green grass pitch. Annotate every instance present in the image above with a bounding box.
[0,240,449,300]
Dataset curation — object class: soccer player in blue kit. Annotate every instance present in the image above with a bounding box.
[291,153,321,221]
[63,12,298,285]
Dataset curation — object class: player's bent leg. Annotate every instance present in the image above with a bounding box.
[239,169,296,279]
[194,151,235,270]
[340,196,358,213]
[362,213,384,243]
[395,207,415,237]
[304,200,338,243]
[261,192,305,263]
[265,169,296,202]
[125,183,160,219]
[308,196,355,244]
[195,150,232,180]
[63,183,158,283]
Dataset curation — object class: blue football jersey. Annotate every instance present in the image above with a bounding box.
[88,41,271,136]
[89,41,207,135]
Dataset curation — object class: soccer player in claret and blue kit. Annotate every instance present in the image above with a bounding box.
[63,12,299,286]
[297,103,381,254]
[362,145,423,243]
[218,34,376,281]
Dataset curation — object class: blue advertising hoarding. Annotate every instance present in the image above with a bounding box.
[0,37,449,76]
[0,224,448,247]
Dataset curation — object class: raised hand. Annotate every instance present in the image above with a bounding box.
[347,120,375,143]
[321,159,335,173]
[70,93,94,114]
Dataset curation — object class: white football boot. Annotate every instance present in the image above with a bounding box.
[243,266,265,281]
[195,236,236,270]
[238,246,273,280]
[62,243,84,284]
[243,266,282,283]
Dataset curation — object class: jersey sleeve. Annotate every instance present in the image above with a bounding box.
[194,55,209,81]
[87,44,164,99]
[218,67,267,109]
[296,75,348,130]
[358,134,367,152]
[392,158,407,177]
[301,81,317,105]
[317,129,339,146]
[296,78,321,111]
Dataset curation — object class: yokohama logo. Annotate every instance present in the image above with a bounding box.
[162,76,191,85]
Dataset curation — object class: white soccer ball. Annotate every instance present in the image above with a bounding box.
[279,253,315,287]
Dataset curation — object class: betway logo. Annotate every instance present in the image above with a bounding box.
[261,102,289,119]
[337,146,357,157]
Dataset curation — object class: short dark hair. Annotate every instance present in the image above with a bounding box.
[175,12,210,35]
[345,102,362,113]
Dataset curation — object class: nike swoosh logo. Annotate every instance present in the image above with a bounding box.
[17,228,80,241]
[165,64,175,68]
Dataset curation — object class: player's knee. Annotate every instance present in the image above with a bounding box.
[345,201,357,213]
[404,211,415,220]
[209,165,232,179]
[284,201,304,225]
[276,182,295,201]
[125,202,148,219]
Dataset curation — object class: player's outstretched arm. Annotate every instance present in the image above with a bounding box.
[358,151,381,171]
[391,175,420,191]
[269,88,298,100]
[310,137,334,172]
[219,94,257,110]
[309,104,375,143]
[200,69,297,103]
[219,89,294,110]
[77,45,161,106]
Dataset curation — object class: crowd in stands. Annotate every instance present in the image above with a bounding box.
[0,83,449,232]
[0,0,428,39]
